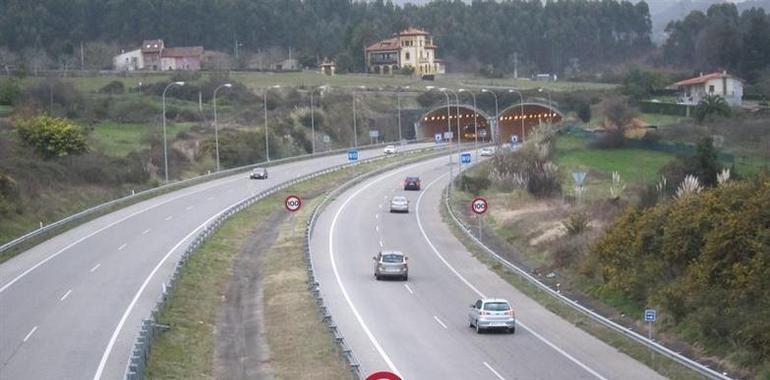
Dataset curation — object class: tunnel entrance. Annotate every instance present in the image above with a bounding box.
[416,105,491,142]
[497,103,563,143]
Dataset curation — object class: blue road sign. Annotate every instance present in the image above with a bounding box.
[434,133,443,143]
[348,149,358,161]
[644,309,657,322]
[460,152,472,164]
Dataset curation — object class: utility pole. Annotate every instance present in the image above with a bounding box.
[513,52,519,79]
[80,42,84,71]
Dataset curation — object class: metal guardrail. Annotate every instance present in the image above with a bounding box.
[124,144,448,380]
[442,182,733,380]
[0,140,428,257]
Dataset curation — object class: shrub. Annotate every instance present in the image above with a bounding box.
[108,97,159,123]
[0,77,22,105]
[15,116,88,159]
[0,172,21,215]
[695,94,731,123]
[21,80,84,117]
[456,173,491,194]
[562,211,590,235]
[399,66,415,76]
[99,80,125,95]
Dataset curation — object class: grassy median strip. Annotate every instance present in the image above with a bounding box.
[441,189,703,380]
[145,151,443,379]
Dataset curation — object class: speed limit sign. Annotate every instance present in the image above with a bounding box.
[285,195,302,212]
[471,197,488,215]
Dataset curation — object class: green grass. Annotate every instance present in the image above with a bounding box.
[0,104,12,117]
[90,121,197,157]
[640,113,687,126]
[556,135,675,184]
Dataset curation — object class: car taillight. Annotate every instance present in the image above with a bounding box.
[505,310,514,316]
[480,311,490,316]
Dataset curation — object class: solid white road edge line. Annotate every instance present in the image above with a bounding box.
[60,289,72,301]
[433,315,448,329]
[92,196,245,380]
[327,157,444,377]
[404,284,414,294]
[89,264,101,272]
[142,229,151,235]
[23,326,38,342]
[118,243,127,251]
[483,361,506,380]
[416,174,608,380]
[164,216,173,221]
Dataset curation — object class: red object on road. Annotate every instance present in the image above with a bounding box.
[284,195,302,212]
[366,371,401,380]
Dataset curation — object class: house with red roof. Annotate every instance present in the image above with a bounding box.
[114,39,204,72]
[669,70,744,107]
[365,28,445,76]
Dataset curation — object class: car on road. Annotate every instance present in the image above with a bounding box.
[389,196,409,213]
[374,251,409,280]
[479,146,495,157]
[384,145,397,155]
[404,176,421,191]
[469,298,515,334]
[250,167,268,179]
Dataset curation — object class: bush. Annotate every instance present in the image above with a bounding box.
[399,66,415,76]
[99,80,125,95]
[0,172,21,215]
[108,97,159,123]
[562,211,590,235]
[21,80,84,117]
[456,173,491,194]
[0,77,22,105]
[591,129,626,149]
[15,116,88,159]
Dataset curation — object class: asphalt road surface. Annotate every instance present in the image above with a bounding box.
[0,143,435,380]
[310,153,665,380]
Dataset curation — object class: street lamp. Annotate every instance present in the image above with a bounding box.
[162,81,185,183]
[458,89,479,157]
[310,85,328,155]
[426,86,452,164]
[396,86,410,143]
[263,84,280,162]
[508,88,525,143]
[212,83,232,172]
[352,85,365,148]
[440,87,462,171]
[481,89,499,145]
[538,87,553,125]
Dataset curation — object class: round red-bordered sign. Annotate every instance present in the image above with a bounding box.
[471,197,488,215]
[366,371,401,380]
[284,195,302,212]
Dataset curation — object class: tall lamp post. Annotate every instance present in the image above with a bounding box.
[162,81,185,183]
[508,88,524,143]
[458,89,478,157]
[310,85,329,154]
[396,86,410,143]
[212,83,232,172]
[440,88,462,170]
[538,87,553,125]
[352,85,365,148]
[481,89,499,145]
[263,84,280,162]
[426,86,452,164]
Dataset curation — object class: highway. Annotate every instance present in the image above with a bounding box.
[310,153,665,379]
[0,143,435,380]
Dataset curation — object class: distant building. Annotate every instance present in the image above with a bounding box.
[365,27,445,75]
[321,58,336,76]
[270,58,299,71]
[670,71,744,107]
[113,39,203,71]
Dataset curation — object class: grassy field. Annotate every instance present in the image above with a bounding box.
[89,121,197,157]
[639,112,687,126]
[556,134,675,186]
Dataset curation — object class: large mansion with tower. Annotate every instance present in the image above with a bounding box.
[365,28,445,76]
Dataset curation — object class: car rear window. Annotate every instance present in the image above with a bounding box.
[392,197,407,202]
[406,177,419,181]
[382,254,404,263]
[483,302,511,311]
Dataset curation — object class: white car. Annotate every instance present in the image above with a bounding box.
[389,196,409,213]
[384,145,397,155]
[469,298,516,334]
[479,146,495,156]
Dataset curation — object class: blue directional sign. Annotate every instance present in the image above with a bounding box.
[434,133,443,143]
[348,149,358,162]
[644,309,657,322]
[460,152,472,164]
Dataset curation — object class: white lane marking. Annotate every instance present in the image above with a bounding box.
[379,204,382,209]
[226,189,234,193]
[92,197,246,380]
[483,362,506,380]
[0,172,253,294]
[375,214,379,219]
[142,229,151,235]
[404,284,414,294]
[23,326,38,342]
[416,175,608,380]
[89,264,101,272]
[379,240,384,248]
[164,216,173,221]
[60,289,72,301]
[375,225,379,232]
[433,315,448,329]
[185,205,194,211]
[118,243,127,251]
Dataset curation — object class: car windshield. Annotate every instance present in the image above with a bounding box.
[483,302,511,311]
[381,254,404,263]
[406,177,419,182]
[254,168,265,173]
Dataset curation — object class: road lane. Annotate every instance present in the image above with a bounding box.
[0,143,435,380]
[310,153,665,379]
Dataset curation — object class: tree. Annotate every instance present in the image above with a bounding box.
[695,94,731,123]
[0,46,18,75]
[621,68,670,102]
[15,116,88,159]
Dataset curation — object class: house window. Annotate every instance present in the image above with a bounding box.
[709,85,715,93]
[405,52,410,61]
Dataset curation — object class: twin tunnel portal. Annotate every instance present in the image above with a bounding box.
[416,102,563,144]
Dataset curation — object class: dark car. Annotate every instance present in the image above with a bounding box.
[404,176,421,191]
[250,167,268,179]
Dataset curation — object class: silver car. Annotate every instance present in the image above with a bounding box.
[468,298,516,334]
[479,146,495,156]
[373,251,408,281]
[389,196,409,213]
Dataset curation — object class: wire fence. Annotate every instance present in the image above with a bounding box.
[125,144,449,380]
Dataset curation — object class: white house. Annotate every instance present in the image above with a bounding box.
[113,49,143,71]
[670,71,744,107]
